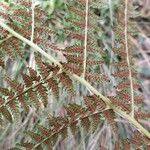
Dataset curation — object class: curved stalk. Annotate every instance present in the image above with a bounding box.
[125,0,135,117]
[0,21,150,140]
[29,0,36,69]
[83,0,89,78]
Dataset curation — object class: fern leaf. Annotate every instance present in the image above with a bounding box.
[116,80,140,90]
[123,139,130,150]
[2,43,15,59]
[113,70,136,78]
[134,95,144,104]
[59,127,68,139]
[9,148,22,150]
[130,131,145,149]
[114,141,120,150]
[27,90,41,108]
[112,47,127,56]
[84,96,97,112]
[37,125,51,137]
[0,58,4,68]
[17,0,31,7]
[19,142,34,149]
[28,67,41,82]
[103,109,117,133]
[64,45,101,54]
[69,6,93,19]
[0,106,13,123]
[7,100,20,119]
[84,95,106,112]
[85,73,109,82]
[47,78,59,99]
[35,56,49,79]
[91,113,101,133]
[112,60,128,67]
[65,45,85,53]
[22,73,33,87]
[64,29,85,41]
[0,113,3,126]
[64,55,83,65]
[62,63,82,76]
[110,98,131,112]
[80,116,91,132]
[5,76,23,92]
[11,37,23,58]
[70,120,79,136]
[67,19,97,31]
[27,131,44,143]
[18,95,29,112]
[43,139,52,150]
[64,105,77,119]
[93,95,106,110]
[48,117,62,130]
[36,83,48,107]
[134,112,150,119]
[51,133,59,146]
[0,87,14,97]
[57,72,74,95]
[0,97,4,106]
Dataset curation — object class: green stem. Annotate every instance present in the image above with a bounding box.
[0,21,150,140]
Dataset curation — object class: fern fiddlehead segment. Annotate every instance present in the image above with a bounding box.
[0,21,150,140]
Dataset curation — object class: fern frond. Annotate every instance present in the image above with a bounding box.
[135,112,150,120]
[19,142,34,149]
[103,109,117,133]
[113,70,137,78]
[57,72,74,95]
[0,87,14,97]
[47,78,59,99]
[81,116,91,132]
[37,125,51,136]
[7,99,20,119]
[18,94,29,112]
[123,139,130,150]
[0,1,150,149]
[27,90,41,108]
[28,67,40,82]
[12,93,105,148]
[62,63,82,76]
[64,29,85,41]
[5,76,23,92]
[27,131,45,143]
[112,60,128,67]
[36,83,48,107]
[91,113,101,132]
[67,19,97,31]
[85,73,109,82]
[116,80,140,90]
[0,106,13,123]
[0,58,4,68]
[21,73,33,87]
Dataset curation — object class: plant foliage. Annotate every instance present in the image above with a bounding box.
[0,0,150,149]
